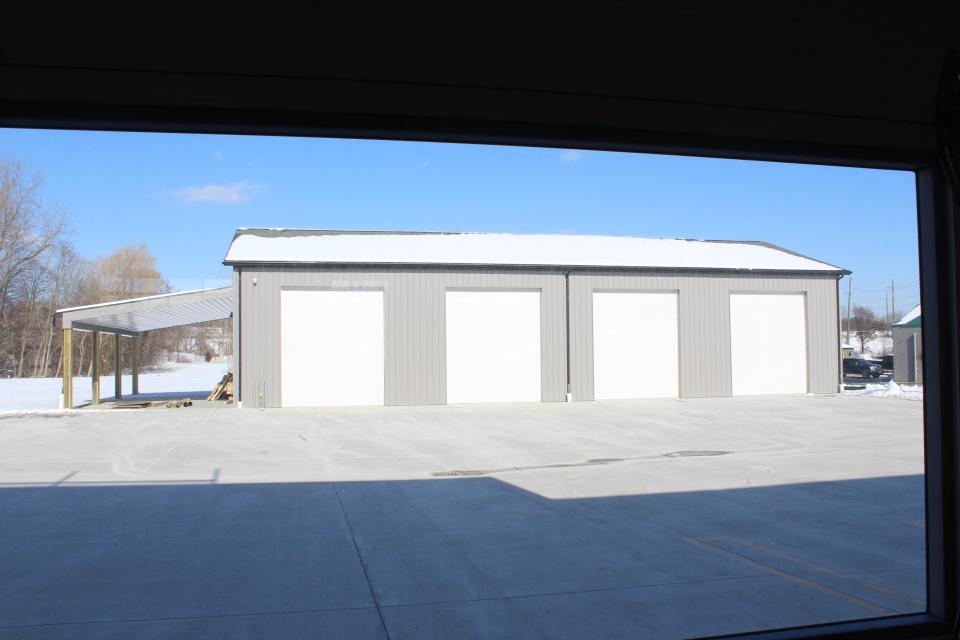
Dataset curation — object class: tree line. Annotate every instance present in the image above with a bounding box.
[0,157,227,379]
[842,305,903,354]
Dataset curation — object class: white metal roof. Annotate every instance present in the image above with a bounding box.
[223,229,845,273]
[54,287,232,335]
[894,304,922,326]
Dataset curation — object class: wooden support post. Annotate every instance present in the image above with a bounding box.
[62,328,73,409]
[114,333,122,400]
[132,334,140,396]
[91,330,100,405]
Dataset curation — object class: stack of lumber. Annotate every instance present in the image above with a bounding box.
[113,401,153,409]
[208,372,234,401]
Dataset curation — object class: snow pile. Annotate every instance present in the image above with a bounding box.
[844,380,923,401]
[0,360,228,410]
[0,409,82,418]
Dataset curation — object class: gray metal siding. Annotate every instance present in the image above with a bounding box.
[232,270,241,403]
[238,267,568,407]
[568,272,840,399]
[893,325,923,383]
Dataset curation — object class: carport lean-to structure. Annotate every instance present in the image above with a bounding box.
[53,287,233,408]
[225,229,848,408]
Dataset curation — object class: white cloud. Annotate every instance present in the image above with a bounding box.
[172,181,262,204]
[213,149,224,162]
[559,149,586,163]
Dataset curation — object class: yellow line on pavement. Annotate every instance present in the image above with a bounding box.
[684,537,890,614]
[694,536,924,607]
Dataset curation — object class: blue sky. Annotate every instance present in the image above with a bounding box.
[0,128,920,314]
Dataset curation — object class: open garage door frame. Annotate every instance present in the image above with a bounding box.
[445,289,542,404]
[22,29,958,638]
[280,288,385,407]
[592,290,680,400]
[730,292,808,396]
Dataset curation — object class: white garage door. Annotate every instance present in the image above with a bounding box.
[730,293,807,395]
[445,291,541,404]
[593,292,679,399]
[281,289,384,407]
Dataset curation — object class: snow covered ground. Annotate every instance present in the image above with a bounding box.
[0,357,921,410]
[845,334,893,359]
[843,380,923,401]
[0,359,228,410]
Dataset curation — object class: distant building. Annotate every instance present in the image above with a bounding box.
[892,305,922,384]
[841,342,855,359]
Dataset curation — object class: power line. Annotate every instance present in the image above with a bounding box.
[852,284,919,293]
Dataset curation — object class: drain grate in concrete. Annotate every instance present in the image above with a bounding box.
[432,457,629,477]
[431,450,731,477]
[431,470,485,477]
[662,450,730,458]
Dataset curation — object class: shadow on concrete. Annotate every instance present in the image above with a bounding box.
[0,474,926,639]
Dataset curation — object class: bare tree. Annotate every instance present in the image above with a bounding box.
[0,157,192,380]
[90,243,168,300]
[84,243,170,374]
[35,243,88,377]
[849,305,884,354]
[0,158,67,376]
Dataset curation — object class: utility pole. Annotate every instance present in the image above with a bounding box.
[891,278,896,321]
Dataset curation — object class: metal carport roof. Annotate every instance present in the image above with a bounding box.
[53,287,232,336]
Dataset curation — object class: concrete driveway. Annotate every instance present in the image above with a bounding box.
[0,396,925,639]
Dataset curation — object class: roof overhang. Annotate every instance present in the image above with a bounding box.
[54,287,233,335]
[894,317,923,329]
[223,229,849,275]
